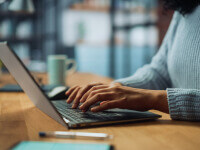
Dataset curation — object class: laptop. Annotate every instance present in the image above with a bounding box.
[0,42,161,129]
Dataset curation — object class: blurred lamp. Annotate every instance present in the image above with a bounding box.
[8,0,35,13]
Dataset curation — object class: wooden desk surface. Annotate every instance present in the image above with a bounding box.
[0,73,200,150]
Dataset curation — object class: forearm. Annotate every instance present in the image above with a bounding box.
[113,84,170,113]
[114,65,171,90]
[112,84,170,113]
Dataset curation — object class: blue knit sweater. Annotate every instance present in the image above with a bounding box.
[115,6,200,121]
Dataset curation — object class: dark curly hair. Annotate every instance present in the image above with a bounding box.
[162,0,200,15]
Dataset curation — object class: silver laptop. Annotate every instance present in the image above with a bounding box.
[0,42,161,129]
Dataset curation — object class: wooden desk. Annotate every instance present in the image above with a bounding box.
[0,73,200,150]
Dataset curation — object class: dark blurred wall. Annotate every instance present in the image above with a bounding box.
[157,1,174,46]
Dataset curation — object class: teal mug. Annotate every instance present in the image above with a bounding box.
[47,55,76,85]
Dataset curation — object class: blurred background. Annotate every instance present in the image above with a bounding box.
[0,0,173,79]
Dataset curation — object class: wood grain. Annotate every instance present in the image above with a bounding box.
[0,73,200,150]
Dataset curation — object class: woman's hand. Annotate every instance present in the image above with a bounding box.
[65,82,104,109]
[65,82,121,109]
[65,83,169,113]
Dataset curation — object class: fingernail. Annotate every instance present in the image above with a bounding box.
[91,107,97,112]
[72,104,76,109]
[79,104,84,109]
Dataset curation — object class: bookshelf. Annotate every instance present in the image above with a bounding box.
[64,0,157,77]
[0,11,37,43]
[67,0,158,77]
[0,0,61,65]
[0,1,40,60]
[0,0,160,77]
[0,10,37,44]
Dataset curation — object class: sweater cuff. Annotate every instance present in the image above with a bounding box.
[167,88,180,120]
[167,88,200,121]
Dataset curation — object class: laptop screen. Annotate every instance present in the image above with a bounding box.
[0,42,68,128]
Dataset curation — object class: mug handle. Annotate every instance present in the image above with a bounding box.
[66,59,76,74]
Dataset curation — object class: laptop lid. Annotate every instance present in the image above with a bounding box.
[0,42,68,128]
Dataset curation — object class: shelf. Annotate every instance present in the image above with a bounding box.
[0,37,39,43]
[0,11,36,18]
[70,4,109,12]
[70,3,156,13]
[114,22,157,30]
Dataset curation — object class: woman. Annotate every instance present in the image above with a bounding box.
[66,0,200,121]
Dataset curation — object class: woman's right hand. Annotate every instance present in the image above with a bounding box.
[65,82,122,109]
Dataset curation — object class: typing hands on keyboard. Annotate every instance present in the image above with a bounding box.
[52,100,130,123]
[64,82,169,114]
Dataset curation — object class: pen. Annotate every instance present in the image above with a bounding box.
[39,131,113,140]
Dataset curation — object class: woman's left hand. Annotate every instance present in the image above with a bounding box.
[79,84,169,113]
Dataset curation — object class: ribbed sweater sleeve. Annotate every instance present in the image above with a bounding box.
[114,11,200,121]
[114,13,179,90]
[167,88,200,121]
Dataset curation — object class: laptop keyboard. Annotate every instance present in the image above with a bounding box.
[51,100,126,123]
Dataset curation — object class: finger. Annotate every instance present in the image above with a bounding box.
[66,83,102,101]
[80,92,114,111]
[91,99,123,112]
[100,101,107,105]
[66,87,80,104]
[89,82,104,86]
[81,82,104,93]
[72,84,104,107]
[71,88,84,109]
[85,87,111,101]
[65,86,79,95]
[80,85,109,103]
[72,87,88,108]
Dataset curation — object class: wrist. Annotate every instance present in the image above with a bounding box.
[152,90,169,113]
[110,82,122,86]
